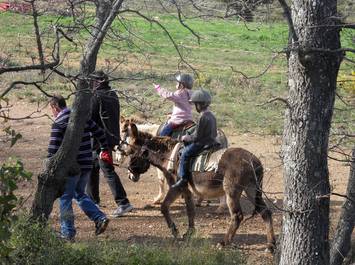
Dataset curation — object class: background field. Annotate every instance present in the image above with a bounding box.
[0,1,354,135]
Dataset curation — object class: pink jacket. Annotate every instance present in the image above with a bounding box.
[156,86,193,125]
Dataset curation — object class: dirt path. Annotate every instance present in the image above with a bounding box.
[0,100,350,264]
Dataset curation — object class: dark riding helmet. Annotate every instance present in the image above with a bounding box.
[189,89,212,105]
[176,74,193,90]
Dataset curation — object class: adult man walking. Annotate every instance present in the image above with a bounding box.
[48,95,109,241]
[86,70,133,217]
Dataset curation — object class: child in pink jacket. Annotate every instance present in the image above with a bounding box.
[154,74,194,136]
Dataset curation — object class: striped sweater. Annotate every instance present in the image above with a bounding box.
[47,108,108,171]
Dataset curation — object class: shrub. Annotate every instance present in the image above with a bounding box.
[0,158,31,261]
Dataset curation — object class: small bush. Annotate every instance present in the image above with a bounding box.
[0,158,31,261]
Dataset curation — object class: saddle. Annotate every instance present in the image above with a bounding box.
[167,142,226,173]
[158,121,196,139]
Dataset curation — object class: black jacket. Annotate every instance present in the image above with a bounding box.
[191,110,217,146]
[91,84,120,149]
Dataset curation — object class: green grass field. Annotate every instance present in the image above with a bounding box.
[0,7,353,135]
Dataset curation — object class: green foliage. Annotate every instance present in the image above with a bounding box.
[0,158,32,260]
[7,219,245,265]
[3,127,22,147]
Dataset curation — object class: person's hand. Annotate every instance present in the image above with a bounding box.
[99,150,113,165]
[153,83,161,92]
[181,135,192,142]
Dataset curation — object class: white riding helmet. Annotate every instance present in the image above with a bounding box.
[176,74,194,89]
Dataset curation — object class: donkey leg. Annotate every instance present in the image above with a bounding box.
[215,195,227,214]
[195,196,203,207]
[153,169,165,204]
[255,196,276,252]
[223,189,243,246]
[245,185,275,252]
[182,188,196,240]
[161,187,182,238]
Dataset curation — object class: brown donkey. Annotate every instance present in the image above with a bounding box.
[126,123,276,252]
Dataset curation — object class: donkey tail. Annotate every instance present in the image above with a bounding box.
[254,164,266,214]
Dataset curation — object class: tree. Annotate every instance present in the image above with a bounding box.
[330,147,355,265]
[30,0,125,220]
[277,0,345,264]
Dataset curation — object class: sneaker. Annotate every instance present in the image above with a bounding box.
[95,217,109,235]
[111,203,133,217]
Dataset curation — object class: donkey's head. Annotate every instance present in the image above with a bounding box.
[116,119,142,163]
[127,145,151,182]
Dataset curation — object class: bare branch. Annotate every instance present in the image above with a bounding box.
[277,0,298,43]
[231,52,281,79]
[119,9,197,75]
[256,96,291,109]
[0,80,52,98]
[343,57,355,64]
[342,23,355,29]
[316,192,355,204]
[0,26,60,75]
[29,0,45,74]
[170,1,201,44]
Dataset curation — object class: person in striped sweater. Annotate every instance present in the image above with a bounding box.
[48,95,111,241]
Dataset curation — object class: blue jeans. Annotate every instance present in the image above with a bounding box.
[60,170,106,239]
[178,143,204,181]
[159,123,174,136]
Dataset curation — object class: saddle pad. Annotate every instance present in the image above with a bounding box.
[191,148,227,172]
[166,144,227,173]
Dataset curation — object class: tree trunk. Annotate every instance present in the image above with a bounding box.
[279,0,343,264]
[330,148,355,265]
[30,0,124,221]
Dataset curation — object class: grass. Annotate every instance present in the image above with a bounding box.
[6,217,245,265]
[0,7,353,135]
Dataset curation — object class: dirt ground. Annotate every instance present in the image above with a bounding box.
[0,99,351,264]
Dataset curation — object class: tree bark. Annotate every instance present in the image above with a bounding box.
[279,0,343,264]
[30,0,124,221]
[330,148,355,265]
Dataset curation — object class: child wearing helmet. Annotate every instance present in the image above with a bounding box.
[172,89,217,189]
[153,74,194,136]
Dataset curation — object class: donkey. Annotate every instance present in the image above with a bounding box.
[118,117,228,211]
[116,116,166,204]
[126,123,276,251]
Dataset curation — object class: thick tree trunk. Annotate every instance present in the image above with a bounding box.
[279,0,343,264]
[330,148,355,265]
[30,0,124,221]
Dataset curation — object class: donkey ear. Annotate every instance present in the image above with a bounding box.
[130,123,139,138]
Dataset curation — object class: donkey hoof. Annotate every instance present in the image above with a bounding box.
[215,242,225,250]
[171,224,179,238]
[143,204,154,209]
[153,198,162,205]
[215,207,226,214]
[182,228,196,240]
